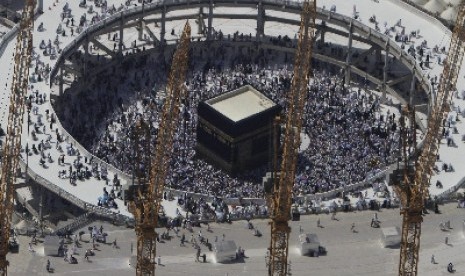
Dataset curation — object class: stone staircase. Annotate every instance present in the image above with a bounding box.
[54,212,96,236]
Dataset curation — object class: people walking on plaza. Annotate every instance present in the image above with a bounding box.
[192,237,198,248]
[431,254,436,264]
[447,262,454,273]
[196,247,201,262]
[113,238,117,248]
[180,233,186,246]
[351,223,356,233]
[370,217,380,228]
[331,212,337,220]
[32,232,37,244]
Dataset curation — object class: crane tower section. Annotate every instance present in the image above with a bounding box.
[396,3,465,275]
[268,1,316,275]
[0,1,35,275]
[130,22,191,276]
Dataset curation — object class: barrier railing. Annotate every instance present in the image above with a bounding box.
[18,160,131,223]
[0,2,44,59]
[297,168,391,203]
[436,175,465,200]
[393,0,454,32]
[0,17,15,28]
[0,24,17,57]
[162,167,390,207]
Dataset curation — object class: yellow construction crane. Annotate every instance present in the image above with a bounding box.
[129,21,191,276]
[132,119,152,187]
[268,1,316,275]
[395,3,465,275]
[0,0,35,274]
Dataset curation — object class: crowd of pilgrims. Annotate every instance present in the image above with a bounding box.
[56,51,401,199]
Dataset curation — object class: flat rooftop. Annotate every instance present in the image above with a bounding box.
[206,85,276,122]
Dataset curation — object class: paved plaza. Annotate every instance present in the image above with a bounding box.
[7,202,465,276]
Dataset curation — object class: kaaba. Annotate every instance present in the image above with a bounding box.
[196,85,281,174]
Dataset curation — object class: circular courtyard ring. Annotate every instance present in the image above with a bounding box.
[46,0,433,205]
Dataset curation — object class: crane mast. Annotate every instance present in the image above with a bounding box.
[130,22,191,276]
[0,1,35,274]
[268,1,315,275]
[396,3,465,275]
[132,118,152,189]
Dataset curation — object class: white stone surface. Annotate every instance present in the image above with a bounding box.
[208,85,276,122]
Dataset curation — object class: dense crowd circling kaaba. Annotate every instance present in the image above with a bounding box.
[55,48,401,199]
